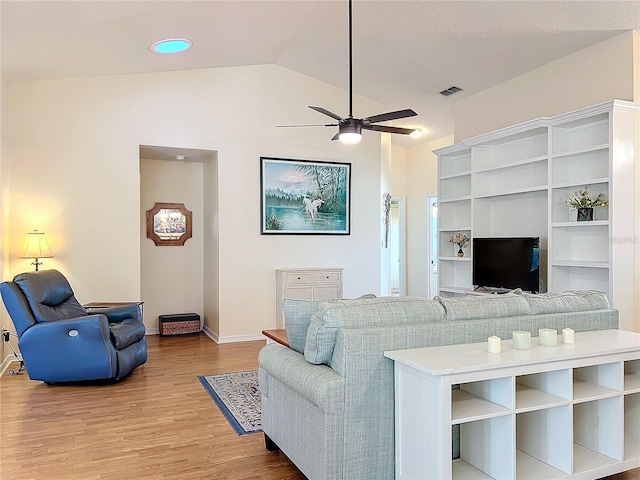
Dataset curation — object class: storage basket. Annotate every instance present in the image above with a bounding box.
[158,313,201,335]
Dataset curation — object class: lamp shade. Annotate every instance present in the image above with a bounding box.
[19,230,54,259]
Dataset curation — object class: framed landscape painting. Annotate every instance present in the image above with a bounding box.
[260,157,351,235]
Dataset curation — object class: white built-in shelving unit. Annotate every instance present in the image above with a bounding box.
[385,329,640,480]
[435,100,639,328]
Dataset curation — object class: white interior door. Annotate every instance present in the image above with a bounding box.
[390,198,406,296]
[427,195,438,299]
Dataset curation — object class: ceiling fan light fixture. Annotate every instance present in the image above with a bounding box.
[410,129,423,139]
[339,123,362,144]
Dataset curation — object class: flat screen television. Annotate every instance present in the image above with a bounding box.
[472,237,540,293]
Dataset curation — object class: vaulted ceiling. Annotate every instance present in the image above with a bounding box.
[2,1,639,144]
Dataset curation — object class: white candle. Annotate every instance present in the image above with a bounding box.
[539,328,558,347]
[512,331,531,350]
[488,335,502,354]
[562,327,575,344]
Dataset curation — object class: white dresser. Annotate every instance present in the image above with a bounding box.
[275,268,343,328]
[385,329,640,480]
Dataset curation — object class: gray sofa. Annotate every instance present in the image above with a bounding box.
[258,291,618,480]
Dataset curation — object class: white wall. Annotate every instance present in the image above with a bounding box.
[140,158,205,333]
[405,136,454,298]
[4,65,385,341]
[455,31,636,141]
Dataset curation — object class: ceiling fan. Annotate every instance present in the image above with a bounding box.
[278,0,418,144]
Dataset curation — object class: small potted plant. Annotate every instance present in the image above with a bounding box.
[449,232,470,257]
[564,185,608,221]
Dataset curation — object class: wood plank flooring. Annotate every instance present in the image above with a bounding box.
[1,333,638,480]
[0,334,305,480]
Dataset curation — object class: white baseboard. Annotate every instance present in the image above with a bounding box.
[136,326,265,345]
[1,353,22,377]
[202,325,265,344]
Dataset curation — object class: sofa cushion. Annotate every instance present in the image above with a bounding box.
[435,294,531,321]
[516,290,609,314]
[283,294,376,354]
[304,297,446,365]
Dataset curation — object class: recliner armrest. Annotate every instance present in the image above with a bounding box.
[96,304,142,323]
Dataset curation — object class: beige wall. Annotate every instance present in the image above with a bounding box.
[405,136,454,298]
[3,65,385,342]
[140,158,205,333]
[455,31,636,141]
[1,72,8,365]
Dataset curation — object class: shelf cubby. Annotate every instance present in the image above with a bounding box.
[624,360,640,393]
[439,199,471,231]
[573,363,622,402]
[573,396,624,472]
[550,224,609,265]
[516,406,572,477]
[439,149,472,178]
[438,261,472,294]
[549,265,610,300]
[551,182,609,223]
[515,370,571,412]
[459,415,514,479]
[624,393,639,461]
[440,174,471,202]
[472,127,548,171]
[551,114,609,154]
[472,160,547,198]
[551,147,609,185]
[473,190,547,239]
[439,230,471,259]
[452,377,512,423]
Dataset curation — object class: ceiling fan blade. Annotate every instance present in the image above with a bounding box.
[276,123,339,128]
[309,106,344,121]
[363,109,418,124]
[363,124,417,135]
[331,132,340,141]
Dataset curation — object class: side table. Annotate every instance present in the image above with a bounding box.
[84,301,144,319]
[262,329,289,348]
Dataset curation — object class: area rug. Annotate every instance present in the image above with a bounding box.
[198,369,262,435]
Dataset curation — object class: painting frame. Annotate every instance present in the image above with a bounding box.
[146,202,193,246]
[260,157,351,235]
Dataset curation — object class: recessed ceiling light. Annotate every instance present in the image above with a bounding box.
[151,38,192,54]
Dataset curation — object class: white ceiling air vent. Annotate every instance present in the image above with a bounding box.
[439,86,463,97]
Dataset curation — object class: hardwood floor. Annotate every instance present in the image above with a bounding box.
[1,333,638,480]
[0,334,305,480]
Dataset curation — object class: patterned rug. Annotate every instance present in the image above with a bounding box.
[198,369,262,435]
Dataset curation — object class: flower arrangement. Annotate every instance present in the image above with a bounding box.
[564,185,608,210]
[449,232,470,249]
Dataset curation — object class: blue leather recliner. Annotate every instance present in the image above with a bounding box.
[0,269,147,383]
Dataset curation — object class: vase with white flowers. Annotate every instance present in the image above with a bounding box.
[564,185,608,221]
[449,232,470,257]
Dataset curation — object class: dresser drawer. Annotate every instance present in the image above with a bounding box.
[283,272,313,284]
[314,271,341,284]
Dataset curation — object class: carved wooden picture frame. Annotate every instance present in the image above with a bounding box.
[146,202,193,246]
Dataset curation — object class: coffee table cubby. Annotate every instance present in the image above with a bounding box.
[385,329,640,480]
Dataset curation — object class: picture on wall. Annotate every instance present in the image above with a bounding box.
[260,157,351,235]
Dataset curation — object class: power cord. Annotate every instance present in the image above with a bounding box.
[1,328,24,375]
